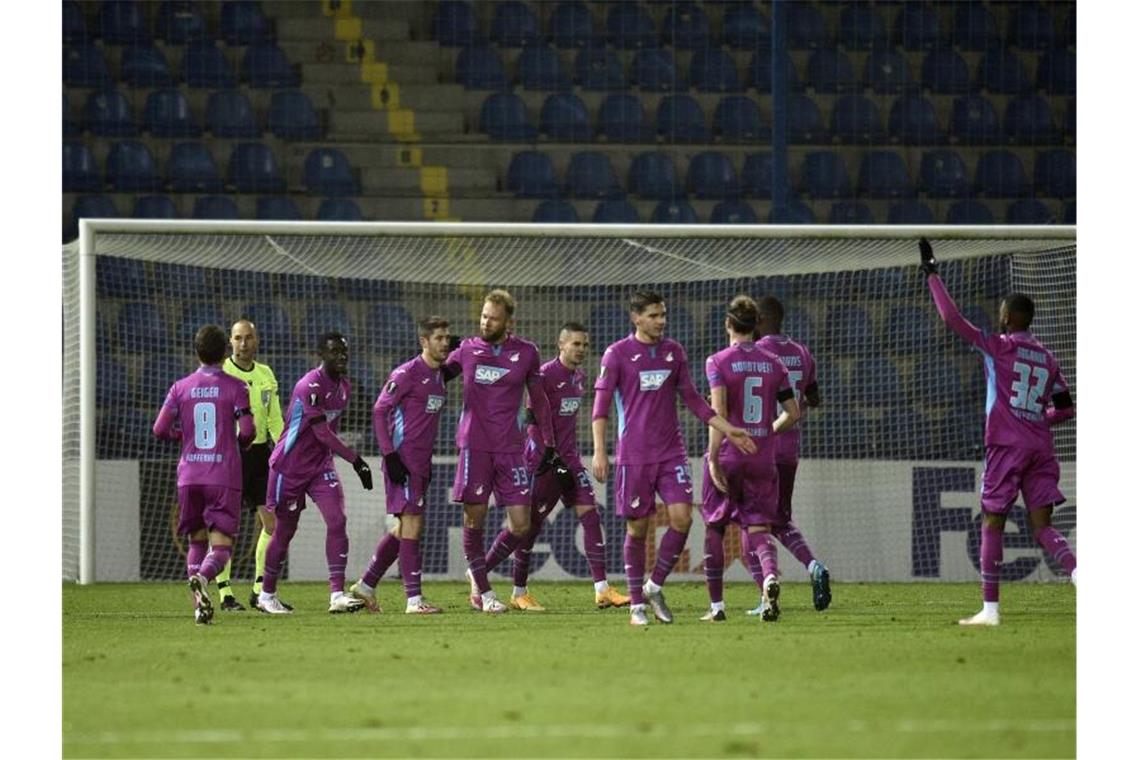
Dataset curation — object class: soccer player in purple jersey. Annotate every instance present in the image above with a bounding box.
[152,325,254,624]
[591,290,757,626]
[482,322,631,611]
[349,316,450,615]
[257,332,374,615]
[704,296,800,622]
[920,239,1076,626]
[442,290,560,614]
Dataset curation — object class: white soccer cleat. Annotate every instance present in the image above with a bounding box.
[629,605,651,626]
[1070,567,1077,587]
[349,581,381,613]
[481,594,508,614]
[256,593,292,615]
[699,607,727,622]
[465,568,483,610]
[189,573,213,625]
[329,593,366,614]
[958,609,1000,626]
[761,575,781,622]
[405,600,443,615]
[644,588,674,624]
[745,599,765,616]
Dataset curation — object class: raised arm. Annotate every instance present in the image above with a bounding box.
[920,238,987,350]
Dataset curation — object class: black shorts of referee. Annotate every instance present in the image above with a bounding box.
[240,441,272,511]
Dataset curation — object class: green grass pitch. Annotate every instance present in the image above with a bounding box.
[63,581,1074,759]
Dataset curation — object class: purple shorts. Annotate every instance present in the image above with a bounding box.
[178,485,240,537]
[775,460,798,526]
[451,449,531,506]
[700,456,739,527]
[532,464,596,511]
[614,455,694,520]
[265,466,345,517]
[385,472,430,516]
[981,445,1065,514]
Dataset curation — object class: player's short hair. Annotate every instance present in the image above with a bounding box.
[318,331,346,350]
[757,295,785,330]
[418,315,449,338]
[1003,293,1035,328]
[195,325,228,364]
[629,290,665,314]
[560,320,588,335]
[484,289,516,317]
[726,295,759,334]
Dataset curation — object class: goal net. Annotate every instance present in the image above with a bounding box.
[62,222,1076,587]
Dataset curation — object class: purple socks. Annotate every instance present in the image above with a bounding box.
[650,527,689,587]
[261,511,300,595]
[363,533,401,588]
[579,509,607,583]
[186,541,207,579]
[1034,525,1077,576]
[197,545,232,583]
[747,530,779,580]
[399,538,422,599]
[624,533,647,605]
[704,526,725,604]
[772,522,816,569]
[463,527,491,594]
[980,521,1003,602]
[485,529,524,573]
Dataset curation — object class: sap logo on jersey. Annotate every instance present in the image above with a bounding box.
[639,369,672,391]
[559,397,581,415]
[474,365,510,384]
[426,395,445,413]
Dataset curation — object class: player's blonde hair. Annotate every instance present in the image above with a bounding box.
[484,289,516,317]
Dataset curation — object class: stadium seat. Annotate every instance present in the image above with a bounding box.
[945,199,994,224]
[83,89,137,137]
[606,3,656,49]
[919,150,970,198]
[1006,199,1054,224]
[632,49,683,92]
[1034,149,1076,199]
[975,150,1030,197]
[806,49,857,94]
[435,0,480,45]
[949,94,1002,144]
[192,195,240,219]
[243,42,300,88]
[303,148,358,196]
[256,196,301,220]
[179,302,226,342]
[491,1,539,47]
[687,152,739,200]
[155,1,208,43]
[714,95,769,143]
[97,256,145,298]
[564,151,621,199]
[63,142,102,192]
[132,195,178,219]
[143,88,201,137]
[913,356,964,405]
[838,4,888,50]
[539,93,591,140]
[690,49,742,93]
[920,49,971,94]
[64,43,111,87]
[365,303,416,353]
[865,49,912,94]
[828,201,874,225]
[181,41,238,88]
[859,147,917,199]
[748,50,800,93]
[662,2,711,49]
[887,200,934,224]
[894,1,942,50]
[507,151,559,198]
[317,198,364,221]
[304,304,353,346]
[97,1,149,44]
[788,94,827,143]
[978,49,1032,95]
[214,268,273,302]
[117,302,168,351]
[878,409,938,460]
[741,153,773,198]
[831,95,884,143]
[64,92,78,137]
[592,199,640,224]
[951,3,999,50]
[220,1,272,45]
[244,302,295,350]
[800,151,852,199]
[826,304,875,356]
[656,95,709,142]
[549,1,596,48]
[768,200,815,224]
[888,94,944,144]
[575,49,627,91]
[106,141,161,192]
[531,199,579,223]
[598,94,652,141]
[650,199,699,224]
[1063,201,1075,224]
[456,46,509,90]
[167,142,222,192]
[518,44,572,91]
[884,305,937,356]
[267,90,321,140]
[96,357,128,408]
[479,93,537,140]
[265,356,310,393]
[228,143,285,193]
[205,90,259,138]
[851,358,902,406]
[787,2,829,49]
[63,1,88,43]
[723,3,770,49]
[1008,2,1054,50]
[711,199,758,225]
[1037,49,1076,96]
[1005,95,1060,144]
[121,45,174,87]
[628,151,681,200]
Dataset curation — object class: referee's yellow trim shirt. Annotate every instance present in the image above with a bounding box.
[223,358,284,445]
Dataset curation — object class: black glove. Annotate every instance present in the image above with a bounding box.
[383,451,409,486]
[352,457,373,490]
[535,446,560,476]
[553,459,576,494]
[918,237,938,276]
[447,335,463,352]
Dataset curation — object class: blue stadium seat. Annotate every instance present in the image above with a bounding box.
[167,142,222,192]
[228,143,285,193]
[215,268,273,302]
[156,1,208,43]
[838,4,888,50]
[1008,2,1054,50]
[155,262,212,300]
[121,45,174,87]
[851,358,902,406]
[787,2,829,49]
[788,94,827,143]
[806,49,857,94]
[267,90,321,140]
[435,1,480,45]
[1034,149,1076,199]
[666,305,696,348]
[179,302,226,342]
[592,199,640,224]
[456,46,509,90]
[518,44,572,91]
[64,93,78,137]
[951,3,999,51]
[913,356,964,405]
[878,409,939,459]
[769,200,815,224]
[118,302,168,351]
[507,151,559,198]
[889,94,944,144]
[711,199,758,224]
[539,93,591,140]
[978,49,1032,94]
[894,2,942,50]
[741,153,773,198]
[245,302,296,350]
[63,1,88,43]
[919,150,970,198]
[265,356,311,394]
[531,199,579,223]
[181,41,238,88]
[143,88,201,137]
[64,43,111,87]
[588,305,629,349]
[479,93,537,140]
[949,94,1001,144]
[858,151,914,199]
[192,195,240,219]
[690,49,741,93]
[598,94,652,141]
[779,307,816,349]
[831,94,884,143]
[920,49,970,94]
[800,151,852,199]
[106,141,161,191]
[304,304,353,346]
[656,95,709,142]
[63,142,102,192]
[133,195,178,219]
[884,305,937,356]
[84,89,137,137]
[206,90,259,138]
[887,200,934,224]
[491,1,539,47]
[1006,199,1054,225]
[606,3,656,49]
[1038,49,1076,96]
[97,1,149,44]
[1005,95,1060,144]
[723,3,770,49]
[826,304,875,356]
[1063,201,1075,224]
[549,1,596,48]
[575,49,627,91]
[829,201,874,225]
[220,1,272,45]
[149,355,196,404]
[748,50,800,93]
[304,148,358,196]
[564,152,621,198]
[975,150,1029,197]
[651,199,699,224]
[865,49,912,94]
[714,95,769,143]
[96,256,145,298]
[628,151,681,200]
[687,152,739,199]
[317,198,364,221]
[632,49,683,92]
[946,199,994,224]
[365,303,417,353]
[96,357,128,408]
[256,196,301,220]
[661,2,711,49]
[243,42,300,88]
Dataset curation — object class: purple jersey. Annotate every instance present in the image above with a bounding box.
[373,356,446,475]
[928,275,1072,451]
[526,357,587,471]
[705,341,792,461]
[156,366,251,489]
[269,366,351,481]
[756,334,817,463]
[444,334,553,453]
[592,334,715,465]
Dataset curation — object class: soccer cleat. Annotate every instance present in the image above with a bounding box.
[745,600,765,616]
[256,594,292,615]
[645,588,674,624]
[629,606,651,626]
[405,600,443,615]
[958,609,1000,626]
[595,586,632,609]
[189,574,213,625]
[481,595,508,614]
[220,595,245,612]
[761,576,781,622]
[465,568,482,611]
[329,594,366,614]
[700,608,727,622]
[812,563,832,611]
[510,592,546,611]
[349,581,381,613]
[251,591,292,611]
